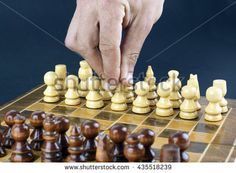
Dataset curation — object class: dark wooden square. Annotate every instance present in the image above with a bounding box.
[158,129,179,138]
[143,117,170,127]
[20,110,34,118]
[51,106,77,115]
[94,111,122,121]
[187,142,208,153]
[193,123,219,133]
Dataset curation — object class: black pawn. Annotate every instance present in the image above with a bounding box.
[30,111,46,150]
[169,132,190,162]
[3,110,19,148]
[160,144,181,162]
[66,126,85,162]
[81,120,100,161]
[138,128,155,162]
[109,124,128,162]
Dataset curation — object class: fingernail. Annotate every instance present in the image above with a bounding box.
[127,73,134,85]
[103,81,110,91]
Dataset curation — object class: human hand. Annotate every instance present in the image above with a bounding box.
[65,0,164,87]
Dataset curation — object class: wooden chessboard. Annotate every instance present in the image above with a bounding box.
[0,84,236,162]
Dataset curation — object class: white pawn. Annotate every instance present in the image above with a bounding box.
[78,60,93,97]
[43,71,60,103]
[205,86,223,122]
[167,70,182,108]
[111,84,127,111]
[156,82,174,117]
[86,76,104,109]
[65,75,80,106]
[100,80,113,101]
[125,85,135,104]
[187,74,201,110]
[132,81,150,114]
[213,79,228,113]
[55,64,67,96]
[179,85,198,120]
[147,77,158,107]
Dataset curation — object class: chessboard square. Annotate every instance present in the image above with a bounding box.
[27,103,56,112]
[143,117,170,127]
[201,144,232,162]
[94,119,113,131]
[188,152,201,162]
[94,111,123,121]
[119,114,146,125]
[158,129,179,138]
[67,117,88,126]
[190,131,214,143]
[193,122,219,133]
[187,142,208,153]
[167,120,196,131]
[50,106,77,115]
[153,137,169,149]
[71,108,100,119]
[20,110,34,118]
[111,122,137,133]
[133,125,163,136]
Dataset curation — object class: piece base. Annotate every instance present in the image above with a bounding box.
[132,106,151,114]
[179,111,198,120]
[156,108,174,117]
[205,113,222,122]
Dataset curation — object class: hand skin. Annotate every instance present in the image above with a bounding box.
[65,0,165,87]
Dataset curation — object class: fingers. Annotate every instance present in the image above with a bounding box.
[65,2,103,77]
[98,0,128,85]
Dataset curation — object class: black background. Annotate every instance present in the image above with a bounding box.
[0,0,236,105]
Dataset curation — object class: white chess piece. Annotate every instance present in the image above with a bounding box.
[132,81,150,114]
[43,71,60,103]
[125,85,135,104]
[65,75,80,106]
[187,74,201,110]
[86,76,104,109]
[55,64,67,96]
[100,80,113,101]
[156,82,174,117]
[111,84,127,111]
[78,60,93,97]
[167,70,182,108]
[205,86,223,122]
[179,85,198,120]
[213,79,228,113]
[147,77,158,107]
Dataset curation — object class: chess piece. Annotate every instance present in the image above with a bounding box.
[41,115,62,162]
[86,76,104,109]
[126,85,135,104]
[167,70,182,108]
[147,77,158,107]
[138,128,155,162]
[30,111,46,151]
[0,118,6,157]
[66,126,86,162]
[81,120,100,161]
[187,74,201,110]
[179,85,198,120]
[205,86,223,122]
[109,124,128,162]
[65,75,80,106]
[55,64,67,96]
[10,114,34,162]
[100,80,113,101]
[144,66,155,82]
[124,133,145,162]
[132,81,151,114]
[3,110,18,148]
[78,60,93,97]
[111,84,128,111]
[43,71,60,103]
[55,116,70,158]
[156,82,174,117]
[96,133,113,162]
[169,132,190,162]
[213,79,228,113]
[160,144,181,162]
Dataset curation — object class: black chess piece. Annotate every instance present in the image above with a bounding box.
[81,120,100,161]
[66,126,85,162]
[169,131,190,162]
[41,115,62,162]
[124,133,145,162]
[3,110,19,148]
[55,116,70,158]
[96,133,113,162]
[0,118,6,157]
[30,111,46,151]
[109,124,128,162]
[138,128,155,162]
[160,144,181,162]
[10,114,34,162]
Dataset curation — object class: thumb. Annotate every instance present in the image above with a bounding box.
[120,17,154,85]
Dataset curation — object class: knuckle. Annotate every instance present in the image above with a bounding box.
[128,53,139,65]
[99,42,119,52]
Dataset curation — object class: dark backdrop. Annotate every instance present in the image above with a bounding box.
[0,0,236,105]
